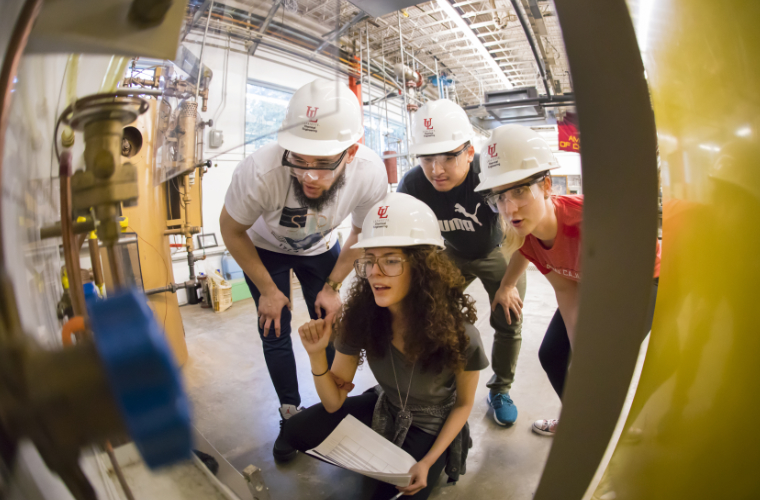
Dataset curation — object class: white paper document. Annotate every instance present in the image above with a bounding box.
[306,415,416,487]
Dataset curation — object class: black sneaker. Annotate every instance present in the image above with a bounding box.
[273,405,301,462]
[273,418,297,462]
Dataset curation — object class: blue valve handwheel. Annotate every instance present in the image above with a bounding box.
[87,288,192,468]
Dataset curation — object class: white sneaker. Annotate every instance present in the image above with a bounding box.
[532,419,558,436]
[279,404,302,420]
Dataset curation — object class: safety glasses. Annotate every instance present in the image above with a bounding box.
[283,149,347,180]
[418,141,470,170]
[484,177,545,213]
[354,255,408,279]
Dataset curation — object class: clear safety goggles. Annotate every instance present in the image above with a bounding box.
[283,149,347,181]
[484,177,544,213]
[354,255,408,279]
[418,141,470,170]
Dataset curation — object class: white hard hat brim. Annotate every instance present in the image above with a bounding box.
[351,235,446,250]
[474,163,559,192]
[409,136,473,156]
[277,129,363,157]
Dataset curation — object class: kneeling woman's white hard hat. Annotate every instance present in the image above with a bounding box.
[474,124,560,192]
[352,193,445,249]
[277,79,364,156]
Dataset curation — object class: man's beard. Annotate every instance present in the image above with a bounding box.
[291,169,347,212]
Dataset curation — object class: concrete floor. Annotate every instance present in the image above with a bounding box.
[181,269,561,499]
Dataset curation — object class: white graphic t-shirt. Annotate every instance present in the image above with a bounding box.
[224,142,388,256]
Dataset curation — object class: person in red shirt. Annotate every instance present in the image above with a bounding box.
[475,124,660,436]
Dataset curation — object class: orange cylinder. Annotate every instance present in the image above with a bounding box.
[348,56,364,145]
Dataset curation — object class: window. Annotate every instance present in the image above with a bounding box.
[363,113,407,155]
[245,82,293,156]
[363,113,414,179]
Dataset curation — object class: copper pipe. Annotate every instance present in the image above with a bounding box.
[88,238,104,290]
[77,233,88,251]
[105,441,135,500]
[0,0,43,268]
[106,244,124,290]
[60,151,87,318]
[61,316,85,347]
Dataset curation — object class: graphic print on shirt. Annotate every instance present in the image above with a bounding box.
[454,203,483,226]
[438,202,483,233]
[545,264,581,280]
[274,206,335,252]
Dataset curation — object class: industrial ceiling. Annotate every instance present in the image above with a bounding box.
[183,0,573,109]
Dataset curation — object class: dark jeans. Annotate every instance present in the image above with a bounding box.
[244,245,339,407]
[445,247,527,394]
[539,282,659,400]
[283,391,448,500]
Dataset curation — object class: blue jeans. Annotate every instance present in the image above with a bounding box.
[245,244,339,407]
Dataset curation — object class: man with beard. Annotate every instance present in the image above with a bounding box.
[220,79,387,462]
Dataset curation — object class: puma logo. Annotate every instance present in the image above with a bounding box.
[454,203,482,226]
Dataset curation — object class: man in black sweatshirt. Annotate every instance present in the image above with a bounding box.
[397,99,527,426]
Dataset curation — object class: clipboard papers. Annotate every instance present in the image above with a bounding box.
[306,415,416,487]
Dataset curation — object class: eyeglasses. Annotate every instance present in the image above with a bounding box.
[484,177,544,213]
[283,149,347,180]
[354,255,408,279]
[418,141,470,170]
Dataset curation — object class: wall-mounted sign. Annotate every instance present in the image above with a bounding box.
[558,112,580,152]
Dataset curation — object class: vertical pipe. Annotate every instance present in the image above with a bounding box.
[359,33,366,148]
[196,0,214,100]
[59,151,86,317]
[88,236,104,294]
[434,58,441,99]
[366,25,373,152]
[183,174,196,280]
[106,244,124,289]
[243,44,250,157]
[398,11,411,164]
[382,37,390,150]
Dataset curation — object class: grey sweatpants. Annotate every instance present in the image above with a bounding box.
[446,247,527,394]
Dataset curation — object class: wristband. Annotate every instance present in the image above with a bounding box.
[311,367,329,377]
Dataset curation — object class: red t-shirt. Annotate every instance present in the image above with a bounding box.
[518,195,661,281]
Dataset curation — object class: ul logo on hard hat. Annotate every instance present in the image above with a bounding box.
[377,206,390,219]
[423,118,433,130]
[306,106,319,123]
[488,144,497,158]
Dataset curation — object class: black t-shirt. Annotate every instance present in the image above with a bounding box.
[397,154,502,260]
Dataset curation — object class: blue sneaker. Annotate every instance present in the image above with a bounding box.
[487,392,518,425]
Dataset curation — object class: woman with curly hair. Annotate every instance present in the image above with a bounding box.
[283,192,489,499]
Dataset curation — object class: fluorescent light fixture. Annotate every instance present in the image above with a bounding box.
[736,126,752,137]
[699,143,721,153]
[436,0,513,89]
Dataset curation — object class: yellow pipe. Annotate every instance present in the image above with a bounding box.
[65,54,79,105]
[100,55,129,93]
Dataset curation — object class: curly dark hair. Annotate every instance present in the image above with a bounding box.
[334,246,478,373]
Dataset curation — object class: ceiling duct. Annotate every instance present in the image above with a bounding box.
[465,87,546,128]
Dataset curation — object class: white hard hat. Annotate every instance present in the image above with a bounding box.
[352,192,445,249]
[277,79,364,156]
[474,124,560,192]
[409,99,474,155]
